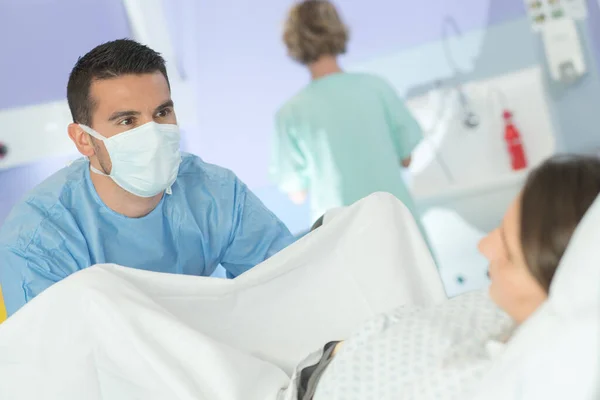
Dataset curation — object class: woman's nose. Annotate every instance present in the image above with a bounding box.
[478,235,490,256]
[478,229,499,259]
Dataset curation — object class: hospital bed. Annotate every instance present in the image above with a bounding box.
[0,192,597,399]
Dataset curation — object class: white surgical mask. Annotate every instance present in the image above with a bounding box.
[80,121,181,198]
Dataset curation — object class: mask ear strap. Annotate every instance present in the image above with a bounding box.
[79,124,105,141]
[90,165,109,177]
[80,125,110,176]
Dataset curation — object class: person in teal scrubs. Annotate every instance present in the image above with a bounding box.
[271,0,425,229]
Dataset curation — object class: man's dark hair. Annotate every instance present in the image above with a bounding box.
[66,39,170,126]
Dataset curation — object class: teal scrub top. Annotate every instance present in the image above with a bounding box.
[0,153,295,316]
[270,72,423,223]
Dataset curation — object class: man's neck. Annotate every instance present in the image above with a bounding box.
[89,165,163,218]
[309,56,343,80]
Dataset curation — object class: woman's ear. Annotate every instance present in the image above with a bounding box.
[68,123,95,157]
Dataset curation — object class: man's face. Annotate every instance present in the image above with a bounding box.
[87,72,177,173]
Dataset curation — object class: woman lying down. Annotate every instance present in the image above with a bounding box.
[284,155,600,400]
[0,156,598,400]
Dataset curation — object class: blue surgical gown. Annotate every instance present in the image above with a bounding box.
[0,153,294,316]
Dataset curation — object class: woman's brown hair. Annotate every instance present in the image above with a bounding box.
[520,155,600,292]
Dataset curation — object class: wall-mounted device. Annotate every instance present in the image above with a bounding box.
[541,18,586,83]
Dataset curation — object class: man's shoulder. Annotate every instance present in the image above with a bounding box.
[177,153,239,187]
[173,153,255,217]
[0,159,88,252]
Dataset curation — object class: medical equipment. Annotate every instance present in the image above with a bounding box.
[503,111,527,171]
[541,18,586,83]
[525,0,588,31]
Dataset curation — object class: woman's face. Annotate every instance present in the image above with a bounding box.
[478,196,548,323]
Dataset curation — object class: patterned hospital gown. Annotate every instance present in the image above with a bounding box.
[307,291,514,400]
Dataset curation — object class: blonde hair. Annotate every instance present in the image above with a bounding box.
[283,0,349,65]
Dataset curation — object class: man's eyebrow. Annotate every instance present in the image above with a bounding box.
[108,110,141,122]
[154,100,174,113]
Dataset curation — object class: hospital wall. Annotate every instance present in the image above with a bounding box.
[254,1,600,233]
[0,0,132,223]
[1,0,600,234]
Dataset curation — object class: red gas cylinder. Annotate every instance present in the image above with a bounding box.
[503,111,527,171]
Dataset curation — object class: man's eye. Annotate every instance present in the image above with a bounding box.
[119,118,134,126]
[156,108,172,118]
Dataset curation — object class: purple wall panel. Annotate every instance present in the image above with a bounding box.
[0,0,131,109]
[0,0,131,223]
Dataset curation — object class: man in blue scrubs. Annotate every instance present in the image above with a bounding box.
[0,39,295,316]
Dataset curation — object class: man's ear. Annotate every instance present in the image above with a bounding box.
[68,123,95,157]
